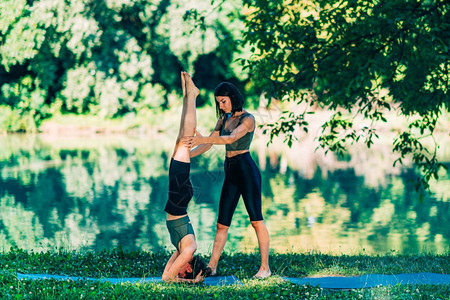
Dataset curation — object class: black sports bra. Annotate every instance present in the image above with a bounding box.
[220,113,254,151]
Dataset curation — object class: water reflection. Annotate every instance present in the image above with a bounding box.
[0,133,448,255]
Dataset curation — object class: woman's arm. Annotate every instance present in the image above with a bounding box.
[188,117,223,157]
[185,115,255,147]
[190,143,213,158]
[162,236,202,283]
[162,251,179,278]
[162,245,197,283]
[189,130,219,157]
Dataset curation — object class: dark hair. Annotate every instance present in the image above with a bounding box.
[214,82,244,117]
[184,255,207,279]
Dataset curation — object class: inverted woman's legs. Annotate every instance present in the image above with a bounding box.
[172,72,199,163]
[163,72,199,282]
[167,72,198,218]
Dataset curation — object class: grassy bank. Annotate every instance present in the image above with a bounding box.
[37,106,220,136]
[36,105,450,136]
[0,248,448,299]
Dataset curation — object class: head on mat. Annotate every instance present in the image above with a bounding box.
[178,255,207,279]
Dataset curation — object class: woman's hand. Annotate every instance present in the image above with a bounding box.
[181,136,194,148]
[173,270,204,284]
[193,270,204,283]
[182,131,203,148]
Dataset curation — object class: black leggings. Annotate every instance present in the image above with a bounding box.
[217,152,263,227]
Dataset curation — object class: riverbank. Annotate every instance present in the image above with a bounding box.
[37,106,221,136]
[1,248,448,299]
[36,105,450,137]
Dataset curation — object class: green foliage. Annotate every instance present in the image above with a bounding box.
[243,0,449,191]
[161,0,251,105]
[262,110,310,147]
[0,0,249,129]
[0,106,37,133]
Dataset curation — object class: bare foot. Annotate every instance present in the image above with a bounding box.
[253,269,271,279]
[184,72,200,97]
[181,71,186,98]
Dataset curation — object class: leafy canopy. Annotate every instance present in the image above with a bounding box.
[0,0,248,129]
[243,0,449,190]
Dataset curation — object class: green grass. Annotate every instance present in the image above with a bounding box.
[0,248,448,299]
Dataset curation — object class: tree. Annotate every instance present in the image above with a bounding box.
[0,0,249,130]
[243,0,449,190]
[154,0,249,106]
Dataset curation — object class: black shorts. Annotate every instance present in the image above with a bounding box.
[164,158,193,216]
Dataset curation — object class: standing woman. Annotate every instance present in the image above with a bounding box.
[183,82,271,278]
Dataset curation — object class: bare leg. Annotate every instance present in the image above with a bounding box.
[208,221,271,278]
[172,72,199,163]
[177,72,187,139]
[181,71,187,99]
[251,220,271,278]
[180,72,199,139]
[163,73,200,281]
[207,223,229,275]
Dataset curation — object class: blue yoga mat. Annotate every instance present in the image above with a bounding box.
[17,272,449,289]
[282,273,450,289]
[16,273,242,286]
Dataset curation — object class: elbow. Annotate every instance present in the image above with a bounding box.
[187,244,197,256]
[185,242,197,257]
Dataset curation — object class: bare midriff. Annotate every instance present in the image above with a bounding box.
[166,213,188,221]
[226,149,249,158]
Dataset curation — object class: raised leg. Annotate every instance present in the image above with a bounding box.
[177,72,187,140]
[172,72,199,163]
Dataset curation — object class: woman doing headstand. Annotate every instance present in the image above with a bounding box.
[162,72,206,283]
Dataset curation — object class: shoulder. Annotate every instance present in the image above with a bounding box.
[239,112,255,130]
[241,111,255,122]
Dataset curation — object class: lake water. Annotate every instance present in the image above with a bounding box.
[0,133,448,255]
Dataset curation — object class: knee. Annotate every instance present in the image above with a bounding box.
[216,223,229,232]
[250,220,266,229]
